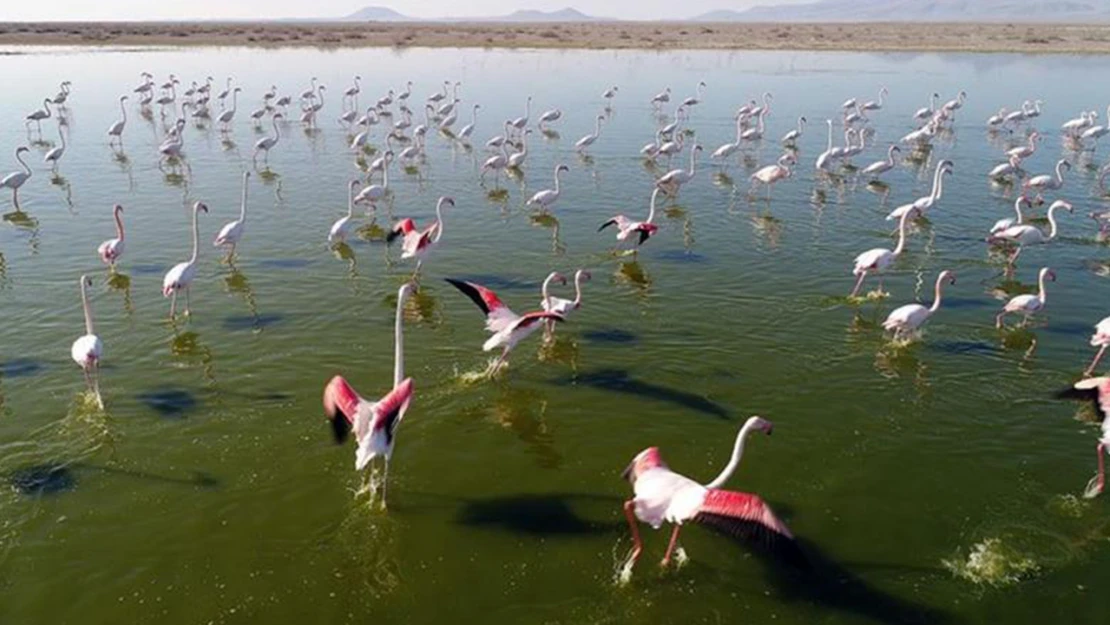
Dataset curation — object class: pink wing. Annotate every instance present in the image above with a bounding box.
[386,218,417,244]
[445,278,518,333]
[371,377,414,445]
[323,375,363,443]
[510,311,565,333]
[692,489,798,561]
[1057,377,1110,425]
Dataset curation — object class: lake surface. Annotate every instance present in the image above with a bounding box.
[1,45,1109,625]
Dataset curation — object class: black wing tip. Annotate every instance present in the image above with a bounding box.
[598,220,615,232]
[444,278,491,316]
[638,229,651,246]
[385,229,402,244]
[329,412,352,444]
[1054,385,1094,400]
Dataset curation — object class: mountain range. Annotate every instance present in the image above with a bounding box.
[343,2,1110,23]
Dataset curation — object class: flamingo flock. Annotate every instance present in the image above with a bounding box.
[7,70,1110,594]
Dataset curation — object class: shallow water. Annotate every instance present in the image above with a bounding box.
[1,46,1109,624]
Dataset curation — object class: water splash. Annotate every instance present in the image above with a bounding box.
[943,537,1040,587]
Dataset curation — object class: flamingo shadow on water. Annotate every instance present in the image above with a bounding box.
[136,386,200,419]
[458,387,563,469]
[8,461,219,497]
[455,492,622,536]
[548,368,729,419]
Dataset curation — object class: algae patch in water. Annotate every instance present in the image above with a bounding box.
[943,537,1040,587]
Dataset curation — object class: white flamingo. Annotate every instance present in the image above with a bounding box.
[996,267,1055,328]
[162,201,208,318]
[527,164,569,211]
[989,199,1073,265]
[328,181,361,245]
[850,210,911,297]
[1,147,32,205]
[213,172,251,259]
[97,204,126,268]
[750,154,795,199]
[885,160,953,221]
[861,145,900,179]
[575,114,604,153]
[882,270,956,341]
[657,145,702,196]
[107,95,128,146]
[71,275,104,408]
[781,116,806,145]
[253,113,283,165]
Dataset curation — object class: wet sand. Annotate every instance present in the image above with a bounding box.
[1,21,1109,54]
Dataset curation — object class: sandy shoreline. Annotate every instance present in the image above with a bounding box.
[1,21,1110,54]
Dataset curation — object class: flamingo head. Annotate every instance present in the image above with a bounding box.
[81,274,93,289]
[693,144,703,153]
[556,164,570,175]
[438,196,455,210]
[194,201,209,214]
[120,95,128,101]
[939,270,957,287]
[1049,199,1074,214]
[744,415,774,436]
[16,146,28,155]
[621,447,666,484]
[576,269,592,283]
[113,204,123,216]
[273,113,284,120]
[1042,268,1057,283]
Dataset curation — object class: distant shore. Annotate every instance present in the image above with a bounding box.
[2,21,1110,54]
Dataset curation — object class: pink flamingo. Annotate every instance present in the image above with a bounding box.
[323,282,416,508]
[445,277,566,376]
[386,196,453,277]
[996,267,1055,328]
[850,210,911,297]
[1055,377,1110,498]
[97,204,126,268]
[543,269,590,318]
[1084,316,1110,376]
[749,154,795,199]
[620,416,795,572]
[882,270,956,341]
[599,188,661,248]
[162,201,207,318]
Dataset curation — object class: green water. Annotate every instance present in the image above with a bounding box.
[1,46,1109,624]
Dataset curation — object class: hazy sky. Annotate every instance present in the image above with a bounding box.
[5,0,808,21]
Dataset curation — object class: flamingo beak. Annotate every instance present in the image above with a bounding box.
[620,460,635,482]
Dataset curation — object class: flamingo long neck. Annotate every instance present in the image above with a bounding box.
[1013,199,1025,225]
[887,146,897,165]
[80,280,94,335]
[1038,271,1049,303]
[930,93,937,110]
[553,168,562,195]
[394,288,408,387]
[382,159,389,188]
[594,116,602,137]
[704,419,761,489]
[1047,205,1061,239]
[44,100,52,117]
[16,151,29,176]
[878,88,886,107]
[797,117,805,133]
[541,274,557,309]
[825,121,833,151]
[520,131,528,155]
[930,165,944,200]
[1055,161,1066,183]
[524,98,530,120]
[114,207,125,241]
[433,200,446,243]
[756,110,765,133]
[238,175,248,222]
[928,274,947,314]
[271,115,281,143]
[688,148,697,176]
[230,90,237,112]
[120,98,127,123]
[572,272,585,307]
[733,116,743,143]
[472,106,479,124]
[188,205,201,265]
[893,212,909,256]
[646,190,659,224]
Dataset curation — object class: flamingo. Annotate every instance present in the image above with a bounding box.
[356,153,393,206]
[600,188,661,248]
[162,201,208,318]
[328,181,361,245]
[97,204,126,268]
[862,145,900,179]
[526,164,569,211]
[214,172,251,260]
[43,125,67,172]
[815,119,835,171]
[25,99,52,132]
[397,81,413,102]
[323,281,416,508]
[1062,110,1095,137]
[913,93,939,121]
[602,86,619,103]
[657,145,702,196]
[1083,317,1110,376]
[479,144,509,187]
[71,275,104,409]
[215,87,241,131]
[989,199,1073,264]
[107,95,128,146]
[300,77,318,102]
[885,160,953,221]
[427,81,449,103]
[682,81,707,108]
[507,129,531,168]
[841,96,858,111]
[749,92,773,117]
[158,120,186,164]
[343,75,361,104]
[712,116,743,164]
[253,113,283,165]
[133,72,154,94]
[216,77,233,103]
[387,196,454,276]
[996,267,1055,328]
[437,97,459,118]
[1007,132,1041,160]
[660,106,685,137]
[444,277,565,375]
[575,115,604,153]
[942,90,967,115]
[740,109,766,142]
[882,270,956,341]
[781,116,806,146]
[861,86,888,112]
[1054,376,1110,498]
[458,104,480,140]
[1,147,32,205]
[1024,159,1070,200]
[538,107,561,129]
[986,107,1009,128]
[750,154,795,199]
[850,210,912,297]
[543,270,591,317]
[989,196,1033,237]
[988,155,1025,181]
[51,81,71,106]
[651,87,671,108]
[620,415,794,573]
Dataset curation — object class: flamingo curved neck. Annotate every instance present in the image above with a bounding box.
[552,167,563,195]
[929,275,947,313]
[1055,161,1066,183]
[541,274,557,308]
[646,190,658,223]
[572,273,584,306]
[930,165,944,200]
[433,200,446,243]
[893,212,909,256]
[239,177,248,222]
[16,151,30,175]
[1038,271,1050,302]
[346,185,355,218]
[114,208,125,240]
[1047,206,1061,239]
[120,98,127,122]
[704,419,761,489]
[825,121,833,151]
[1012,199,1025,225]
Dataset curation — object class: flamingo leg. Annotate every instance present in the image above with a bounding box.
[996,311,1007,329]
[1087,443,1106,499]
[622,500,643,571]
[661,525,683,567]
[92,362,104,409]
[184,286,192,317]
[169,290,178,318]
[488,347,510,377]
[1086,345,1108,376]
[380,457,390,509]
